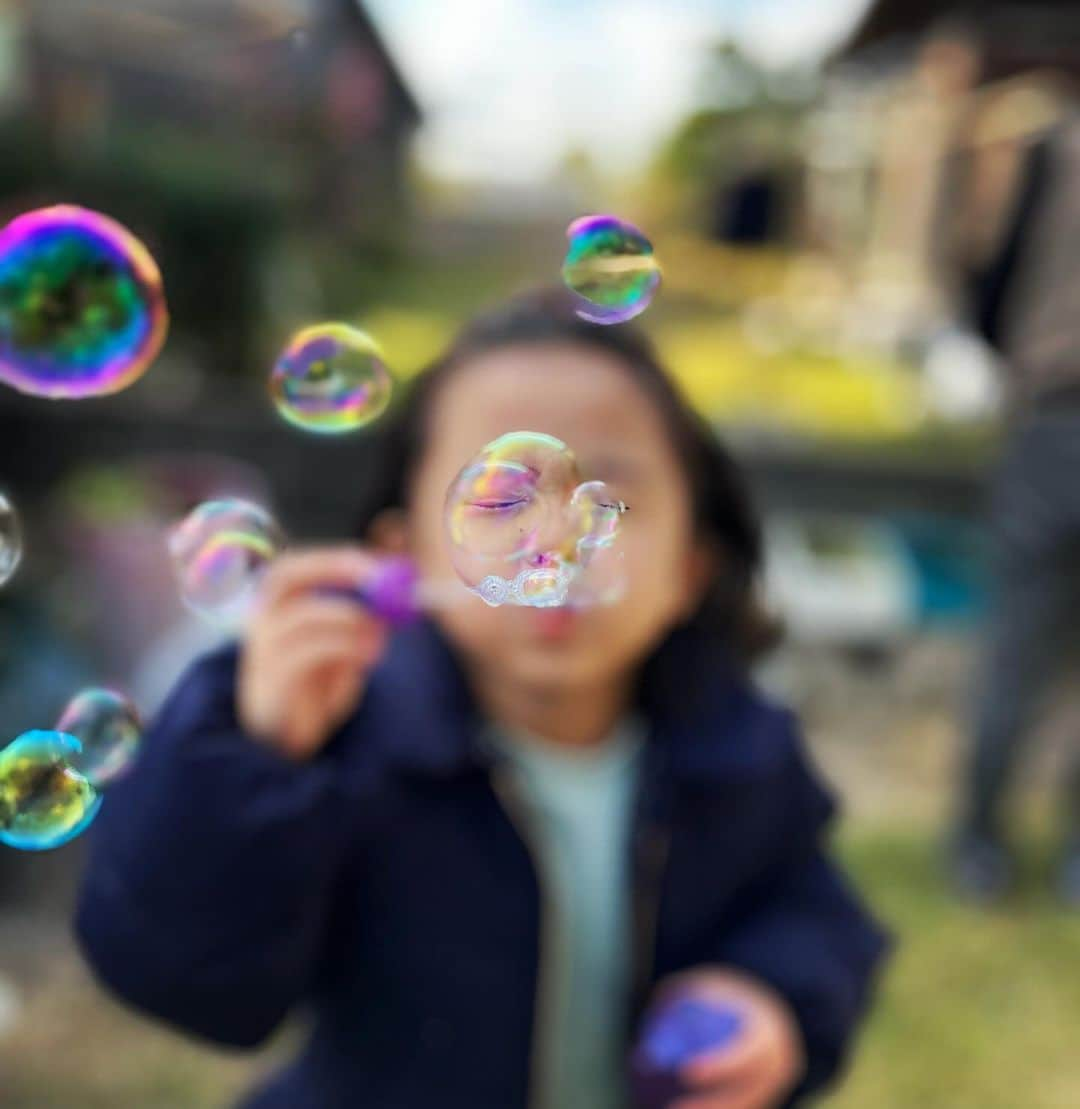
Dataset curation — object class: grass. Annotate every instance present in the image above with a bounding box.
[825,828,1080,1109]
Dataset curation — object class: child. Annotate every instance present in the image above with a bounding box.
[76,289,889,1109]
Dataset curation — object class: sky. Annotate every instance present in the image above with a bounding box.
[366,0,872,185]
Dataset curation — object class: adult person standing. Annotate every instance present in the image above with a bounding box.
[949,100,1080,902]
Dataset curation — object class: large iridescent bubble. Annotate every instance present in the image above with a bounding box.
[0,730,101,851]
[0,205,168,398]
[56,688,142,789]
[270,323,392,434]
[168,498,285,628]
[0,491,21,587]
[561,215,660,325]
[444,432,627,608]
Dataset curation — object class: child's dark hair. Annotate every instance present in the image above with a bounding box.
[354,287,775,660]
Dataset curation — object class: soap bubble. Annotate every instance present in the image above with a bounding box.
[269,322,392,433]
[447,433,579,561]
[445,432,579,607]
[169,498,285,627]
[0,730,101,851]
[566,484,628,608]
[473,575,512,607]
[0,491,21,587]
[55,688,142,789]
[444,432,627,608]
[566,546,627,609]
[561,214,660,325]
[0,205,168,398]
[510,563,575,608]
[569,480,624,551]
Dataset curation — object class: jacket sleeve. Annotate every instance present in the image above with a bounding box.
[709,728,891,1102]
[74,645,361,1048]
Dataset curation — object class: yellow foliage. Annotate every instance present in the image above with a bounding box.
[658,319,925,440]
[364,269,928,443]
[362,306,457,380]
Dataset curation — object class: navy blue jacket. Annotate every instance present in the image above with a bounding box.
[75,621,889,1108]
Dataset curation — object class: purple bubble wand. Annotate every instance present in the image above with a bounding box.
[317,557,469,627]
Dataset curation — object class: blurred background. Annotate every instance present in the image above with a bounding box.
[1,0,1080,1105]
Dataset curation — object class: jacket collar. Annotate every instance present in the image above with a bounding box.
[369,619,784,785]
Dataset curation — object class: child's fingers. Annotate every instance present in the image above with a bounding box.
[321,663,368,728]
[272,631,382,686]
[239,587,389,755]
[259,547,378,609]
[669,1075,773,1109]
[675,1003,801,1109]
[271,636,378,756]
[679,1025,767,1088]
[259,596,385,651]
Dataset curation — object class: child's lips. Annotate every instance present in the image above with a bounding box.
[531,607,577,640]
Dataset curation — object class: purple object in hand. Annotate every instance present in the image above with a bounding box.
[630,994,745,1108]
[357,557,422,626]
[318,557,422,627]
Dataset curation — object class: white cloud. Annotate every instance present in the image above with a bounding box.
[367,0,870,184]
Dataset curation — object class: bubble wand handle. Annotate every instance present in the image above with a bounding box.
[316,557,424,628]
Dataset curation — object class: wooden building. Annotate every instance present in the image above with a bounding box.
[810,0,1080,340]
[0,0,421,374]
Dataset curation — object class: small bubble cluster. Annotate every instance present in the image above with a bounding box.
[474,564,575,609]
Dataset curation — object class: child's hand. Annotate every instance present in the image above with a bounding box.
[238,548,389,760]
[664,968,805,1109]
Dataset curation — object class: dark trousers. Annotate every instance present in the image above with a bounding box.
[965,406,1080,840]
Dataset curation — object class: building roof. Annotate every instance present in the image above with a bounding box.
[839,0,1080,78]
[342,0,421,124]
[843,0,1080,54]
[843,0,951,54]
[25,0,421,124]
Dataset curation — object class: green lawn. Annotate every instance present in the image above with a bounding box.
[826,828,1080,1109]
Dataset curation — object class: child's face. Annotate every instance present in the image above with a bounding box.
[407,342,711,696]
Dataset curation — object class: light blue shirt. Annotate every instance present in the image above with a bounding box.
[487,720,645,1109]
